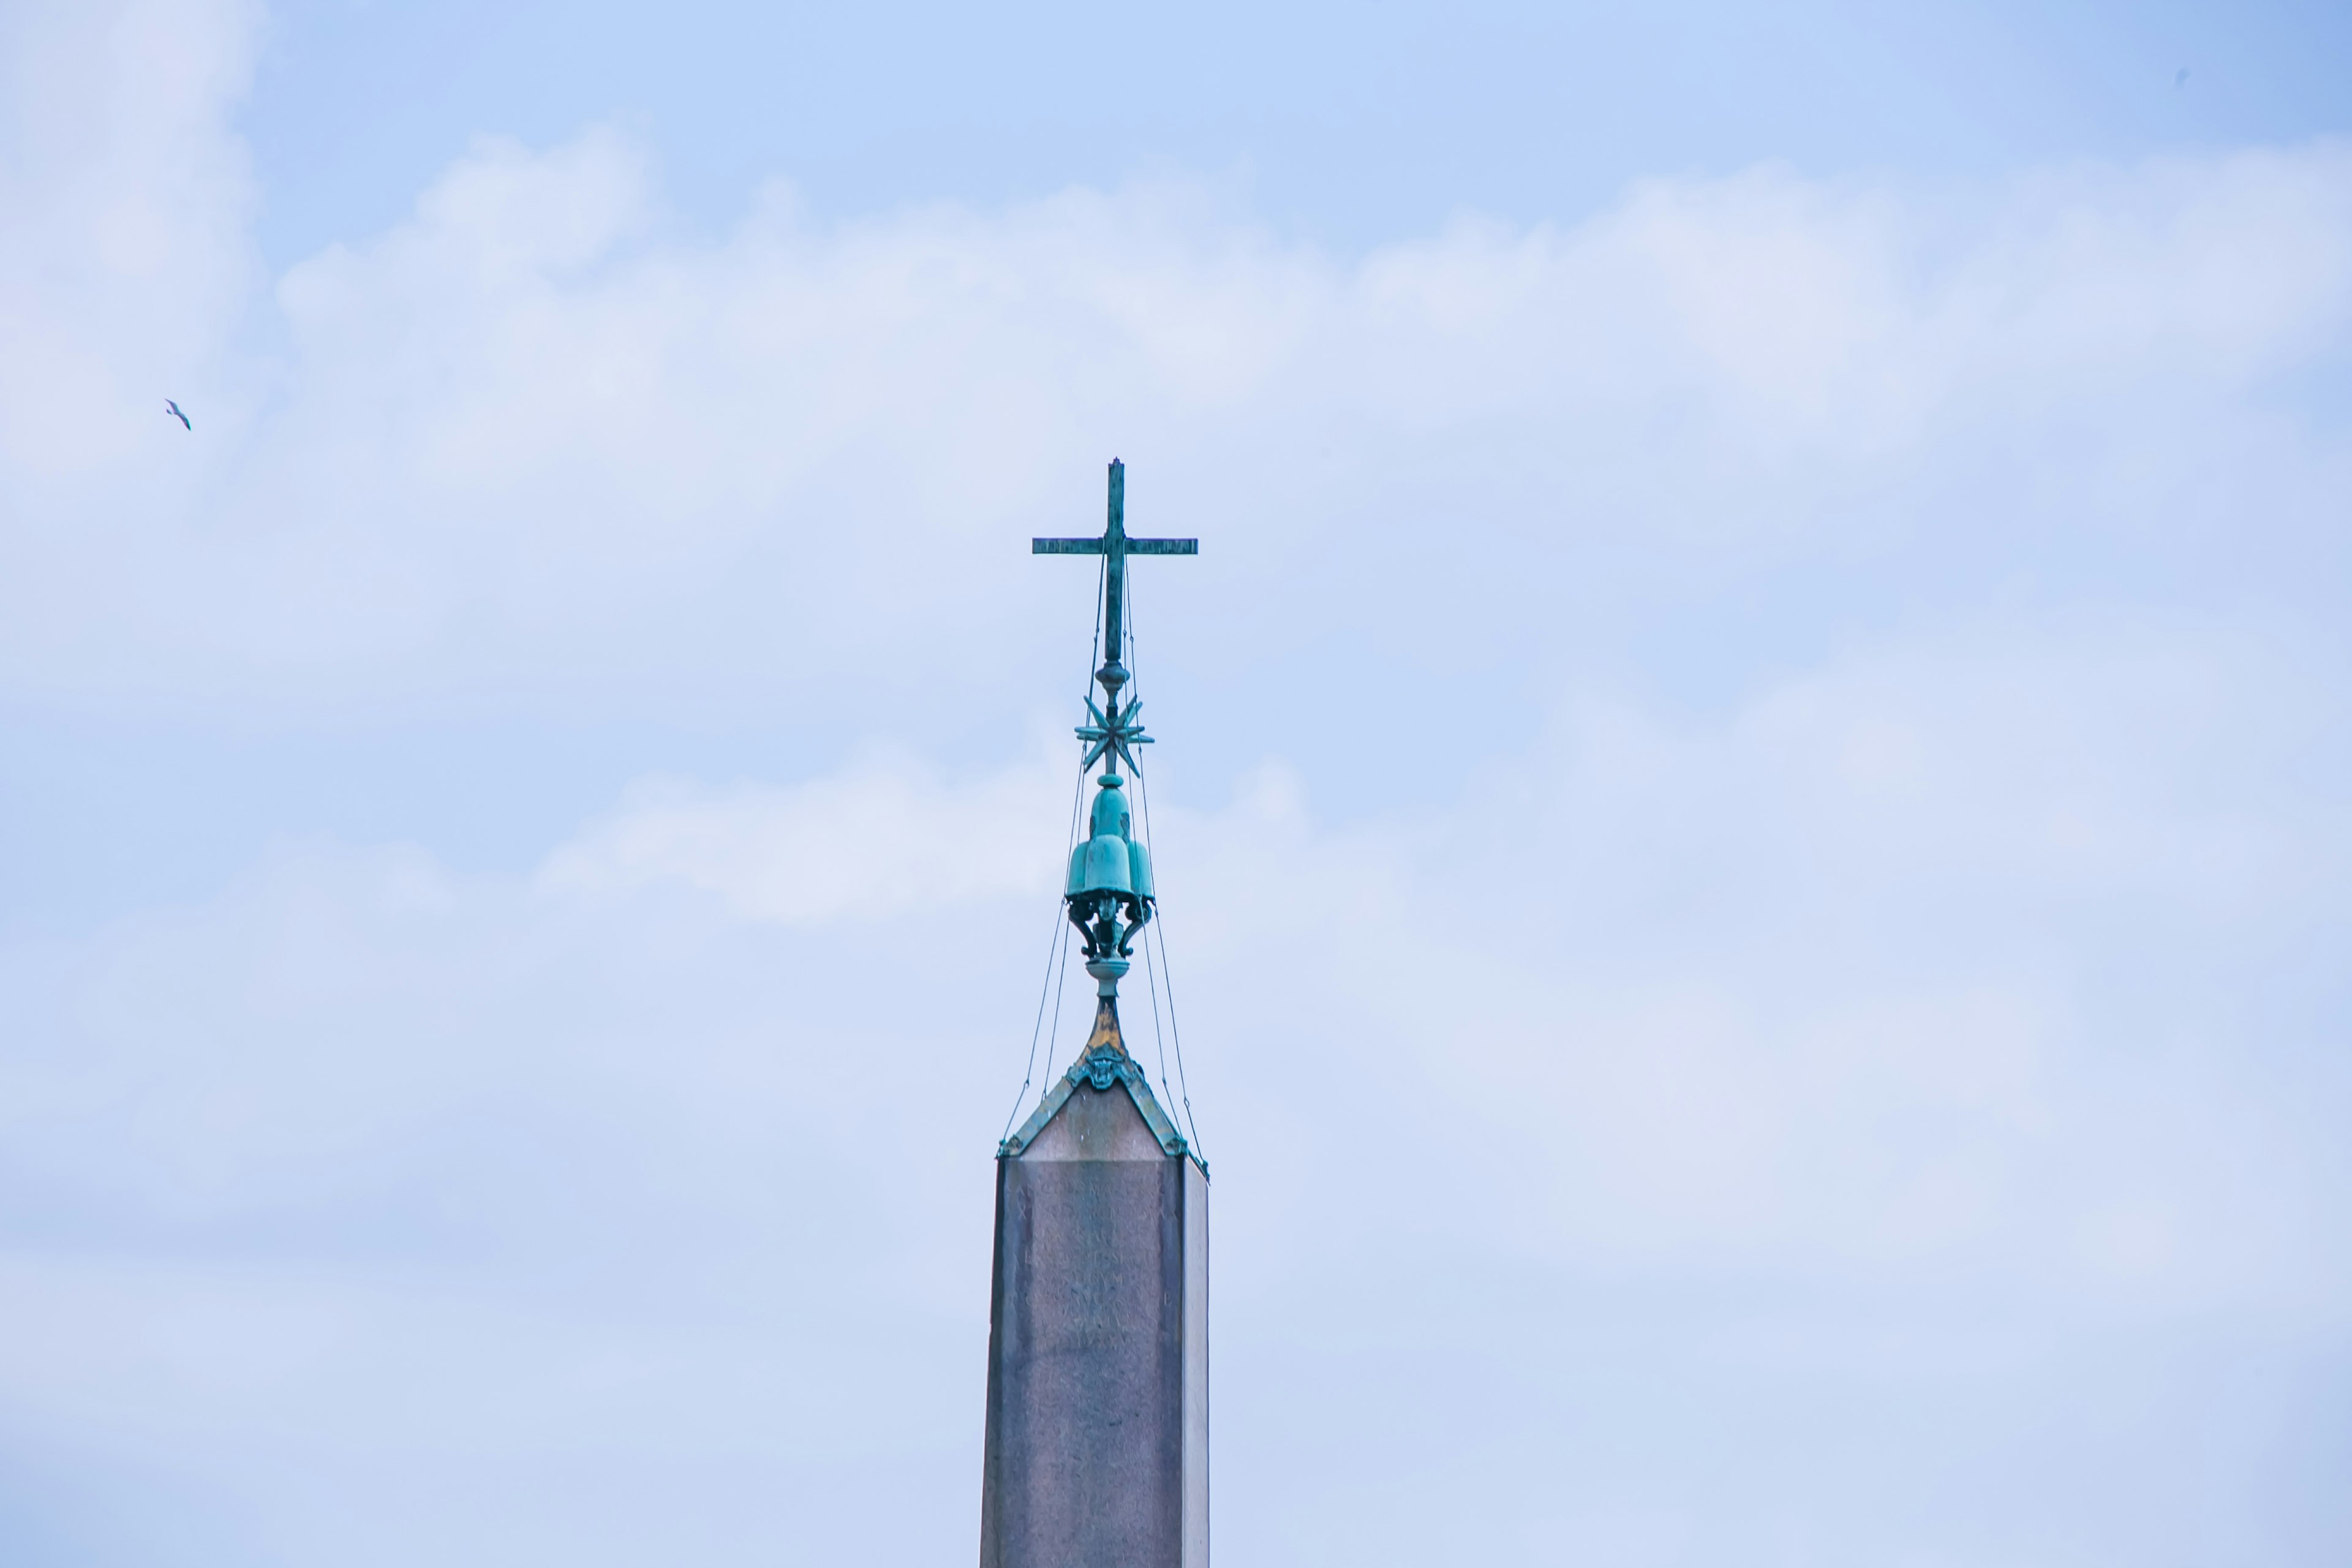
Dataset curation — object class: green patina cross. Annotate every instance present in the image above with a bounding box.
[1033,459,1197,674]
[1034,459,1198,774]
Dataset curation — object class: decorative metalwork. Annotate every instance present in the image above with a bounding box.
[1035,459,1197,1002]
[997,1001,1204,1170]
[1077,693,1151,774]
[1003,458,1204,1174]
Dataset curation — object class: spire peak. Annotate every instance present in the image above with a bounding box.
[1082,995,1127,1058]
[1033,461,1197,1000]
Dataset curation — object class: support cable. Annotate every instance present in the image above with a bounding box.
[1129,619,1180,1120]
[1000,777,1083,1144]
[1124,589,1205,1158]
[1003,552,1109,1137]
[1144,902,1176,1119]
[1138,780,1203,1158]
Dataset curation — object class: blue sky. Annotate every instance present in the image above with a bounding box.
[2,0,2350,1563]
[241,0,2346,259]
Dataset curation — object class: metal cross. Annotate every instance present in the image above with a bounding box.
[1033,459,1197,673]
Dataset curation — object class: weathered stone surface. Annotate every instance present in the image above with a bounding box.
[980,1077,1207,1568]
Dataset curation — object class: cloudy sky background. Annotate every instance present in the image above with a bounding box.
[3,0,2351,1562]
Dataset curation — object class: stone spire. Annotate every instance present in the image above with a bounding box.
[982,461,1208,1568]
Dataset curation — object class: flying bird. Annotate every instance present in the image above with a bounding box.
[2175,67,2190,89]
[165,400,191,430]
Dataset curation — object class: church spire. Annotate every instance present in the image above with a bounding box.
[984,461,1212,1568]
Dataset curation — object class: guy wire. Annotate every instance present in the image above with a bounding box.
[1136,766,1204,1157]
[1127,619,1179,1118]
[1003,766,1085,1142]
[1125,588,1205,1157]
[1145,898,1175,1115]
[1001,549,1110,1140]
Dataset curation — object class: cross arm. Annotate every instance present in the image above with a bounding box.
[1030,538,1198,554]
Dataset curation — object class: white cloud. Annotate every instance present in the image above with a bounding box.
[536,737,1069,921]
[0,0,259,477]
[1,18,2346,718]
[5,611,2347,1560]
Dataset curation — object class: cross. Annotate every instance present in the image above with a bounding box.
[1033,459,1196,673]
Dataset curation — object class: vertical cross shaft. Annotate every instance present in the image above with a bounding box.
[1102,460,1128,669]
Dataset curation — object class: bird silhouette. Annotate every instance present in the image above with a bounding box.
[2175,67,2190,89]
[165,400,191,431]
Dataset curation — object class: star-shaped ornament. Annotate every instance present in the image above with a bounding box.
[1077,694,1153,772]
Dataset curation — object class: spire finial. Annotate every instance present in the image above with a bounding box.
[1032,462,1199,996]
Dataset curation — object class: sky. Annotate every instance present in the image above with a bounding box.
[1,0,2350,1562]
